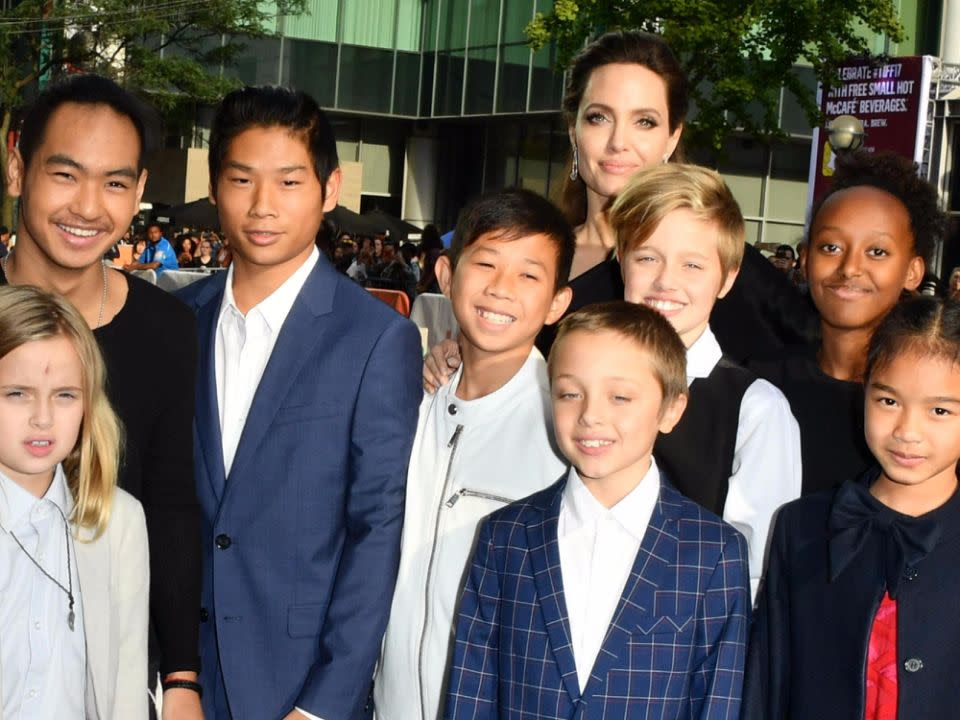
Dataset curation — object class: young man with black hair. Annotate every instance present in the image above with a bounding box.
[125,221,179,274]
[178,85,422,720]
[0,73,203,719]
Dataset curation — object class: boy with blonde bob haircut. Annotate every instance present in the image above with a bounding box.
[446,301,750,718]
[610,163,801,597]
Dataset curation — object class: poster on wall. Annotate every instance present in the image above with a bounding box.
[807,55,936,209]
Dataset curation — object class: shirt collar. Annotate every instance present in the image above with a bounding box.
[685,325,722,382]
[0,465,70,532]
[562,457,661,543]
[219,246,319,333]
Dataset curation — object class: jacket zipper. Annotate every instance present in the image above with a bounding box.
[445,488,515,507]
[418,423,463,720]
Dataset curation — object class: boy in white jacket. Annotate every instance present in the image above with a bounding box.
[375,189,574,720]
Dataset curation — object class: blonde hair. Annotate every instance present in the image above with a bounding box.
[0,285,122,539]
[549,301,688,407]
[610,163,745,281]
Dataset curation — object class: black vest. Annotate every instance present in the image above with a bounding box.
[654,357,756,516]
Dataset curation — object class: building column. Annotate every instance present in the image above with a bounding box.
[942,0,960,64]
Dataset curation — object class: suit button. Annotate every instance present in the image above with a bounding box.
[904,566,918,581]
[199,607,209,622]
[904,657,924,673]
[215,534,232,550]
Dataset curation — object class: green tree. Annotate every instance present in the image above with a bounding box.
[527,0,905,151]
[0,0,306,226]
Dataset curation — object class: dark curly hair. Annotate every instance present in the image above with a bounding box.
[810,151,946,265]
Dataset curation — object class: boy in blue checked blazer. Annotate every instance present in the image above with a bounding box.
[445,302,751,720]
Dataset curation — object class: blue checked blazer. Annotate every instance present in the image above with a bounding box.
[444,473,750,720]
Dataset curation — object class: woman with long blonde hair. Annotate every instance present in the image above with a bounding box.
[0,285,149,719]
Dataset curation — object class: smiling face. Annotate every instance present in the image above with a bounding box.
[7,103,146,272]
[0,336,84,497]
[865,350,960,507]
[804,186,923,333]
[551,328,685,504]
[211,125,340,274]
[621,209,737,347]
[571,63,682,208]
[437,231,571,362]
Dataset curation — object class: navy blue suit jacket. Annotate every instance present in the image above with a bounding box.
[445,475,750,719]
[179,258,422,719]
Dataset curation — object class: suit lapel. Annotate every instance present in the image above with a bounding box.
[222,260,337,494]
[193,274,228,501]
[580,484,680,700]
[526,485,581,704]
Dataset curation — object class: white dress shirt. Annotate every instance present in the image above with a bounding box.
[687,326,802,598]
[557,460,661,693]
[216,247,319,475]
[0,466,86,719]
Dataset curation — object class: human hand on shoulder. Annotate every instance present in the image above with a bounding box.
[423,335,461,393]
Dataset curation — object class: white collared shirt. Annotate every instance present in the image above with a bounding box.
[557,459,661,693]
[0,466,86,719]
[215,247,319,475]
[687,326,802,598]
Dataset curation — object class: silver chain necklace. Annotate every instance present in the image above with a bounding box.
[1,252,108,328]
[8,502,76,631]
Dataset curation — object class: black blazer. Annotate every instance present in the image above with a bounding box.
[744,478,960,719]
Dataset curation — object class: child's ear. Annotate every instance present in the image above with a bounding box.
[657,392,687,434]
[717,266,740,300]
[436,255,454,299]
[545,286,573,326]
[322,168,342,213]
[903,255,925,292]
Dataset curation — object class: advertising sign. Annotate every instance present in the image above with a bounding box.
[807,55,935,207]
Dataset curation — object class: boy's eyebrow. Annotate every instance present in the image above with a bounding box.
[46,153,138,180]
[224,160,308,174]
[869,381,898,393]
[928,395,960,404]
[472,245,547,269]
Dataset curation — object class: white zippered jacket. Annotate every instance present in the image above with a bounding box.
[374,347,567,720]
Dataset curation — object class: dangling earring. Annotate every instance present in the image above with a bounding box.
[570,145,579,181]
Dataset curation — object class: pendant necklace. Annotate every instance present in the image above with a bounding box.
[8,502,76,631]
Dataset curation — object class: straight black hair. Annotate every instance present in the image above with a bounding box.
[18,74,159,173]
[208,86,338,199]
[450,188,575,291]
[866,296,960,381]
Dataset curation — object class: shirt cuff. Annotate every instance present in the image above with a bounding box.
[295,707,324,720]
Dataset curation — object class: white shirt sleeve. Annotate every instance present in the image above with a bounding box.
[723,378,802,601]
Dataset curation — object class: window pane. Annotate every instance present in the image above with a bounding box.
[528,43,563,111]
[396,0,423,51]
[227,36,281,86]
[283,39,338,107]
[717,138,766,217]
[437,0,468,50]
[483,120,521,189]
[338,45,394,114]
[343,0,397,49]
[502,0,535,43]
[394,51,421,116]
[282,0,338,42]
[781,66,817,136]
[469,0,500,47]
[497,43,528,113]
[767,141,811,221]
[434,50,465,115]
[423,0,439,50]
[465,45,496,114]
[762,222,805,247]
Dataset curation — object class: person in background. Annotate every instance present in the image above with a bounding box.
[401,242,421,283]
[191,237,217,269]
[769,244,796,273]
[379,239,418,301]
[133,236,147,260]
[417,224,444,295]
[176,234,196,267]
[125,222,179,274]
[948,267,960,299]
[0,226,9,259]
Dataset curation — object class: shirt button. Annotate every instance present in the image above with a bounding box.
[447,404,458,416]
[33,621,40,630]
[904,657,924,673]
[215,534,232,550]
[27,690,37,698]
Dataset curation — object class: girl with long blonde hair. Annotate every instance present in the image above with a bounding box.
[0,284,149,719]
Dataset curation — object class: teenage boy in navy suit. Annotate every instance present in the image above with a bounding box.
[179,86,422,720]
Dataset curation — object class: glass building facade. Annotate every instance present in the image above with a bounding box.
[166,0,944,243]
